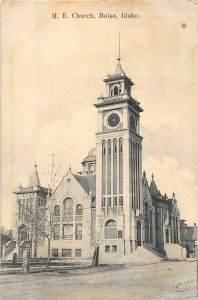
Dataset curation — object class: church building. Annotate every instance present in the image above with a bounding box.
[9,52,186,263]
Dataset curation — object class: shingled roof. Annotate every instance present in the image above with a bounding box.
[74,174,96,197]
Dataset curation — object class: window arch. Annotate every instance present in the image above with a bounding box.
[54,205,60,216]
[114,86,118,96]
[105,220,117,239]
[76,204,83,216]
[63,198,73,215]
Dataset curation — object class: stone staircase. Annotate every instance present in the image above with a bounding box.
[1,241,17,261]
[122,246,162,265]
[100,246,162,265]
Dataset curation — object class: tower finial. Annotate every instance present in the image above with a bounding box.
[34,162,37,170]
[114,32,124,75]
[151,173,154,180]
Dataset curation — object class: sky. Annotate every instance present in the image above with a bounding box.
[1,0,198,228]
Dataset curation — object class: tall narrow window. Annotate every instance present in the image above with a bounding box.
[119,138,123,194]
[107,197,111,215]
[54,224,60,240]
[166,229,169,243]
[63,198,73,222]
[76,204,83,215]
[114,86,118,96]
[113,139,117,195]
[150,210,153,242]
[54,205,60,216]
[118,196,123,214]
[113,196,117,214]
[130,115,137,132]
[76,224,82,240]
[102,197,106,214]
[102,140,106,195]
[107,140,111,195]
[144,202,149,242]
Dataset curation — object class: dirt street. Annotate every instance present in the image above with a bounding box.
[0,260,197,300]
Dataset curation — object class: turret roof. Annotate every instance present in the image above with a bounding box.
[149,173,160,197]
[29,163,41,187]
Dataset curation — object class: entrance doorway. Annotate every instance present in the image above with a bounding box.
[137,220,141,246]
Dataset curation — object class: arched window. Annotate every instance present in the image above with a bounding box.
[18,224,27,243]
[144,202,149,242]
[149,210,153,242]
[137,220,141,246]
[145,219,149,242]
[114,86,118,96]
[144,202,149,217]
[63,198,73,215]
[54,205,60,216]
[130,115,137,132]
[76,204,83,216]
[166,228,169,243]
[105,220,117,239]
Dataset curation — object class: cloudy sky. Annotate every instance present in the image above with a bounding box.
[1,0,197,227]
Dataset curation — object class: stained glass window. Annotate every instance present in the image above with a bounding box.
[63,198,73,215]
[63,224,73,240]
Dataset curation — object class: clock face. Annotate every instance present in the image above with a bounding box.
[107,113,120,127]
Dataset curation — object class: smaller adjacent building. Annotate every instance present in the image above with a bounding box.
[142,171,181,257]
[180,221,198,257]
[12,164,49,259]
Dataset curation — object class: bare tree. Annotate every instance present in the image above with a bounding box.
[13,155,60,267]
[36,154,60,267]
[86,215,103,266]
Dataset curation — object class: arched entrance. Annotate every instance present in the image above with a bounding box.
[137,220,141,246]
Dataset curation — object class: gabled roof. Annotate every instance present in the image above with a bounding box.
[74,174,96,197]
[1,233,11,245]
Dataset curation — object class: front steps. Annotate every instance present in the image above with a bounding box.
[99,246,162,265]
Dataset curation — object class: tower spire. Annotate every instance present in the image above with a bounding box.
[115,32,124,75]
[29,162,41,187]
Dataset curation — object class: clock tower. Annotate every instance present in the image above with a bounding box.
[94,54,143,261]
